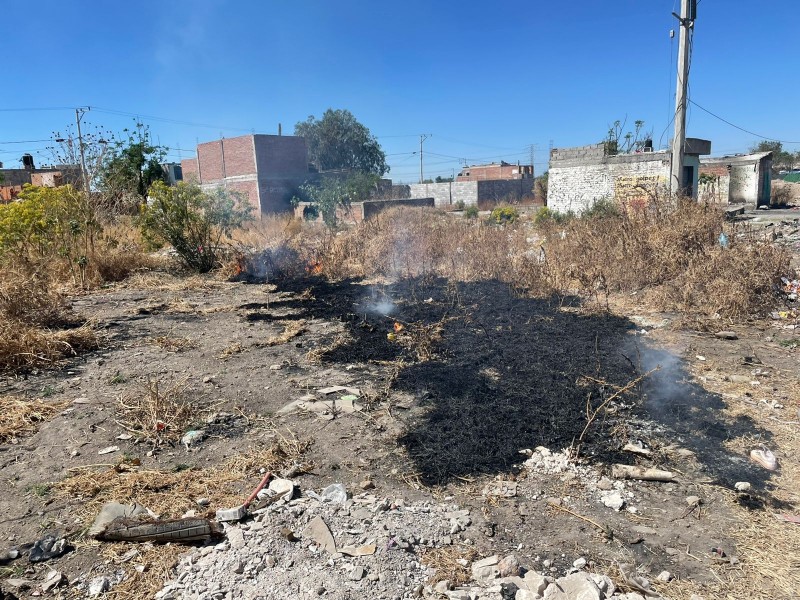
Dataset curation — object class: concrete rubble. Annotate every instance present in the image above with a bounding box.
[133,466,664,600]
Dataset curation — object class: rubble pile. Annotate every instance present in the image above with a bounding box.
[148,481,661,600]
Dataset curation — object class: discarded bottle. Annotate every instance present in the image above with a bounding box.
[718,232,729,248]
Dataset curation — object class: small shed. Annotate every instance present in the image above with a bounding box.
[699,152,772,207]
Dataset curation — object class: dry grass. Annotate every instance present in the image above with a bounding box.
[116,378,197,444]
[56,431,311,520]
[218,342,245,359]
[420,545,479,586]
[288,202,789,323]
[99,542,186,600]
[57,432,310,600]
[264,319,307,346]
[151,335,197,353]
[0,396,69,443]
[0,321,98,372]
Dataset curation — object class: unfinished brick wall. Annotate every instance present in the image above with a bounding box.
[187,134,309,215]
[181,158,199,182]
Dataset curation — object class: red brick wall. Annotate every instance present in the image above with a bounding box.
[197,141,224,181]
[220,136,257,177]
[181,158,199,182]
[225,180,260,216]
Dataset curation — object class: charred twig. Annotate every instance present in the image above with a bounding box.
[573,368,657,457]
[548,500,613,539]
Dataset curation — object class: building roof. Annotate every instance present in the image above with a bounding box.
[701,151,772,165]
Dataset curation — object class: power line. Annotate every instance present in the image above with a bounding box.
[689,100,800,144]
[91,107,254,133]
[0,139,52,144]
[0,107,73,112]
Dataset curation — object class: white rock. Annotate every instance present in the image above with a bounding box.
[572,557,587,569]
[735,481,751,492]
[523,572,549,595]
[544,573,602,600]
[88,576,111,597]
[657,570,673,582]
[227,528,245,549]
[601,490,625,511]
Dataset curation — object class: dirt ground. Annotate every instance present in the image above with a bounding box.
[1,216,799,600]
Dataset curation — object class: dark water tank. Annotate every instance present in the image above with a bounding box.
[22,154,35,170]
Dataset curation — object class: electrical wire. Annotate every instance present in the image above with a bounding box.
[689,100,800,144]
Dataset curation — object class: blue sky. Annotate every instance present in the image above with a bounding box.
[2,0,798,183]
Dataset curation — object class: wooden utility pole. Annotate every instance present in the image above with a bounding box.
[670,0,694,195]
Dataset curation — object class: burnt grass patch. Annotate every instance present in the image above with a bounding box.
[274,275,774,489]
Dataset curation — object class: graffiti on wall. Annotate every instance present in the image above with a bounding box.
[613,175,665,209]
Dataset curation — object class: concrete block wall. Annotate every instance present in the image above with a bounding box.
[548,152,670,214]
[362,197,435,220]
[408,182,479,207]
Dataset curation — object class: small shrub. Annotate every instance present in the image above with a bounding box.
[489,206,519,224]
[139,181,253,273]
[454,200,466,211]
[464,205,479,219]
[582,198,620,219]
[533,206,572,225]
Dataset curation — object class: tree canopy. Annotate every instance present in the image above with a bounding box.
[100,123,167,201]
[750,140,798,170]
[295,109,388,176]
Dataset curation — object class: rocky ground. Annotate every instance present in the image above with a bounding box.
[1,212,798,600]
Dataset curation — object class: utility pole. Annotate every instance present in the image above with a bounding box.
[529,144,538,179]
[419,134,430,183]
[75,107,91,193]
[670,0,695,195]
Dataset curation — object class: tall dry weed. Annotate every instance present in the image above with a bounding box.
[288,202,789,322]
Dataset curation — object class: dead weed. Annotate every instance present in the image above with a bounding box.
[0,396,69,443]
[116,378,196,444]
[421,545,479,586]
[56,431,311,520]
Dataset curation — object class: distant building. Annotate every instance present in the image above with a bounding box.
[0,154,82,201]
[162,162,184,185]
[699,152,772,207]
[181,134,309,214]
[457,161,534,181]
[546,139,711,214]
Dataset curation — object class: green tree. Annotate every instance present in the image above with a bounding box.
[750,140,796,170]
[534,171,548,201]
[139,181,253,273]
[100,122,167,205]
[295,109,388,176]
[294,173,379,226]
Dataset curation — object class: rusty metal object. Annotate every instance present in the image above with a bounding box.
[98,517,222,543]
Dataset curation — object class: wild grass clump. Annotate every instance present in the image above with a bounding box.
[116,377,197,444]
[0,396,69,443]
[0,268,98,372]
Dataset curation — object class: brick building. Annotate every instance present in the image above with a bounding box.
[0,160,82,201]
[457,161,534,182]
[181,134,309,214]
